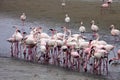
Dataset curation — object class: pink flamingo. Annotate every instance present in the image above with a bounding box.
[101,0,112,15]
[70,45,81,71]
[109,49,120,64]
[79,21,86,36]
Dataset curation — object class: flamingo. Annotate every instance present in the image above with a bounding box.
[110,24,120,41]
[65,14,70,23]
[88,46,108,74]
[20,13,26,26]
[7,26,23,57]
[101,1,110,14]
[35,28,51,63]
[70,45,81,70]
[101,2,109,8]
[36,41,47,62]
[65,14,70,27]
[91,20,99,38]
[23,31,38,61]
[61,0,66,7]
[109,49,120,64]
[94,48,108,74]
[79,21,86,35]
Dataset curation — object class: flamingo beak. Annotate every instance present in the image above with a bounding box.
[49,29,54,31]
[17,30,21,33]
[109,59,113,64]
[23,31,27,34]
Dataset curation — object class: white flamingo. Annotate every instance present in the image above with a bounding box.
[7,27,23,57]
[110,24,120,41]
[65,14,70,26]
[91,20,99,39]
[61,0,66,7]
[79,21,86,34]
[91,20,99,33]
[25,33,37,46]
[20,13,26,26]
[23,31,38,61]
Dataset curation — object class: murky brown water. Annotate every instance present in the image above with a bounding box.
[0,0,120,80]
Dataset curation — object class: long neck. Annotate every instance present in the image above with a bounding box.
[96,35,99,42]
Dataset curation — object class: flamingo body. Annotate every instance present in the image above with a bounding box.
[91,20,99,32]
[65,14,70,23]
[20,13,26,21]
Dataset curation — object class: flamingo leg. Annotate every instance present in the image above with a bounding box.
[14,42,18,57]
[99,58,102,75]
[23,49,26,60]
[16,42,19,58]
[11,43,14,57]
[106,56,108,74]
[77,58,80,72]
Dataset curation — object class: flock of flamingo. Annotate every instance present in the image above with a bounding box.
[7,0,120,75]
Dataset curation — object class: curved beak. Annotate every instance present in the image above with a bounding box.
[109,59,113,64]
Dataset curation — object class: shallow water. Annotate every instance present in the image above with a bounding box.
[0,0,120,80]
[0,57,120,80]
[0,13,120,80]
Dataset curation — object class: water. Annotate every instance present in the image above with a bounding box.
[0,14,120,80]
[0,0,120,80]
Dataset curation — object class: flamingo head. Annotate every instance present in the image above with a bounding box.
[80,21,83,25]
[89,39,93,44]
[91,20,95,25]
[49,28,56,31]
[65,14,68,17]
[110,24,114,30]
[23,31,27,34]
[22,13,25,15]
[17,30,21,33]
